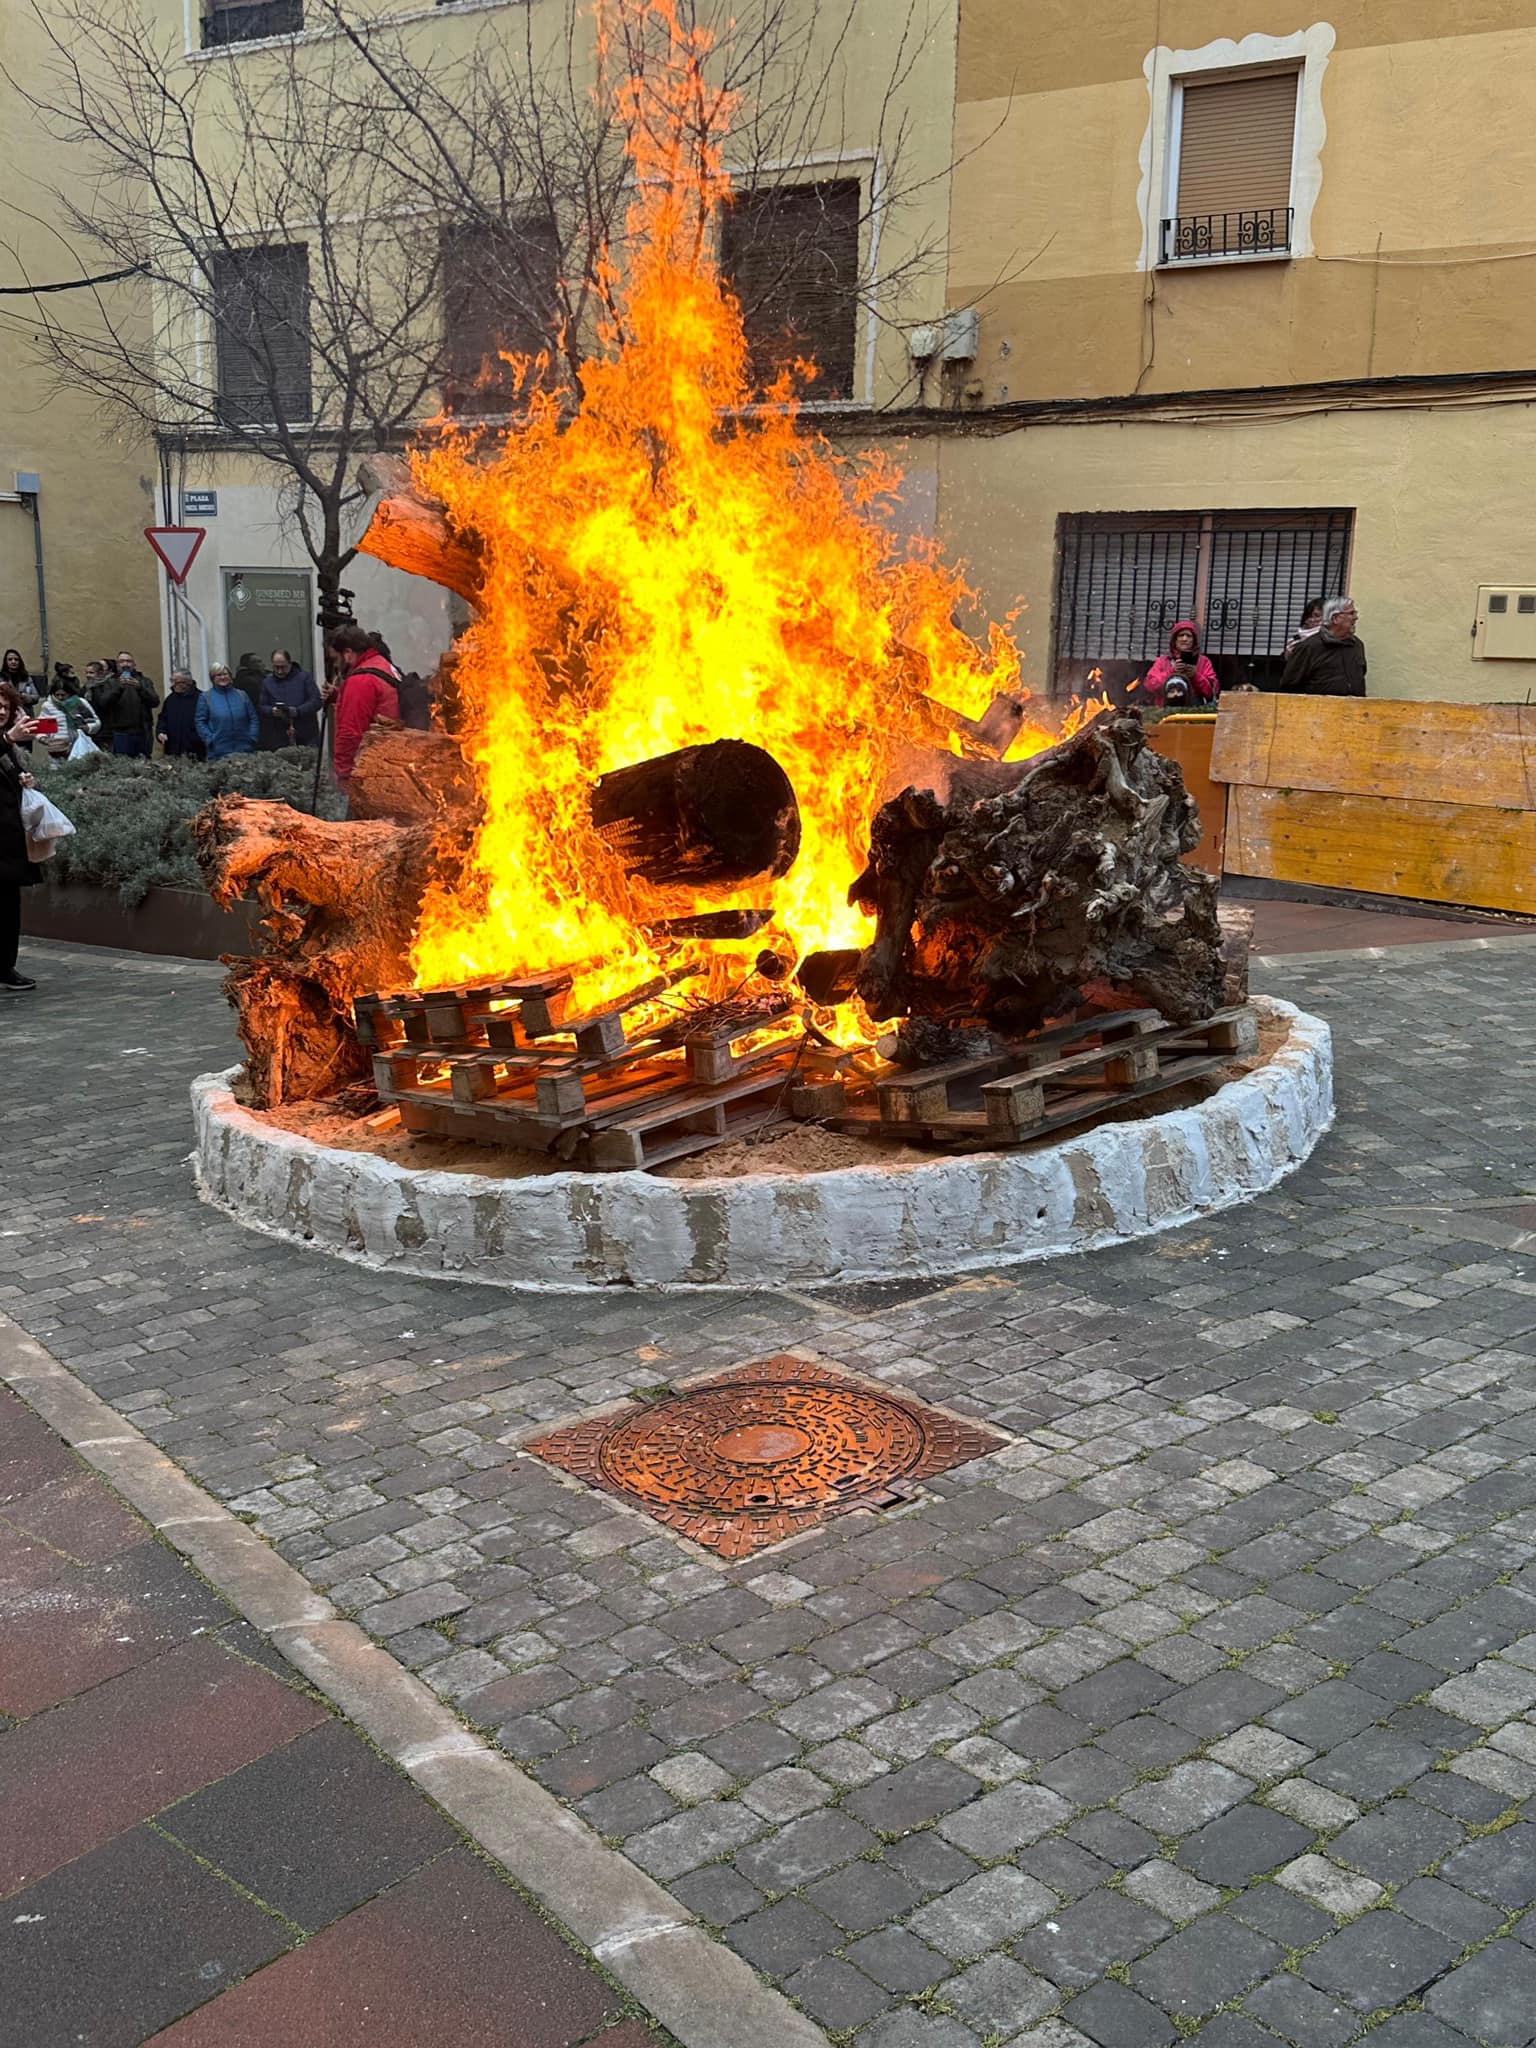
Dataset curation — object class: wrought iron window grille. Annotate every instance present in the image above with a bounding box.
[1159,207,1293,265]
[201,0,303,47]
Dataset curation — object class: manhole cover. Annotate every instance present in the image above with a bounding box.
[525,1355,1005,1559]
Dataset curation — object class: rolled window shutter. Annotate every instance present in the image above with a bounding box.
[441,218,559,415]
[211,244,310,426]
[720,178,861,400]
[1176,72,1298,220]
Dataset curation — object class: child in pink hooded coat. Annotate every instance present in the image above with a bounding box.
[1142,621,1220,705]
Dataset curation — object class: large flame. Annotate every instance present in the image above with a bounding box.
[409,0,1085,1008]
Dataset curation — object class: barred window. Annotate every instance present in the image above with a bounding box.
[201,0,302,49]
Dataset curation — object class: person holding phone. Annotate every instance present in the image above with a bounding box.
[1142,621,1220,706]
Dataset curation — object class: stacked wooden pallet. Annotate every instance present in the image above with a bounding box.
[355,972,804,1171]
[830,1006,1259,1148]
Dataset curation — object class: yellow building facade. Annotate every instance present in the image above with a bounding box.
[929,4,1536,703]
[0,8,160,680]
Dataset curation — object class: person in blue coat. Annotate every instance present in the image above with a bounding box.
[258,647,323,749]
[196,665,260,760]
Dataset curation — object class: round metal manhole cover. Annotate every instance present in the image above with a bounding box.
[596,1379,931,1515]
[527,1354,1007,1559]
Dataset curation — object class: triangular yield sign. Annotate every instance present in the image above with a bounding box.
[144,525,206,584]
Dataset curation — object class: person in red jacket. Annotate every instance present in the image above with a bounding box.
[326,625,401,799]
[1141,620,1220,706]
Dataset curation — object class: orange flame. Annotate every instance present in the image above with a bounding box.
[409,0,1088,1007]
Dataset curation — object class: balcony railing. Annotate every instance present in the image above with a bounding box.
[201,0,302,47]
[1159,207,1293,265]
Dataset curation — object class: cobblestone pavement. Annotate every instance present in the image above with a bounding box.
[6,934,1536,2048]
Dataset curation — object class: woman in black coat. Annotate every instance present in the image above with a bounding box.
[0,680,42,992]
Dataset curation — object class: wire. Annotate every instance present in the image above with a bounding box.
[0,264,147,297]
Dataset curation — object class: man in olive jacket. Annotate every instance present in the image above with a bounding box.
[1277,598,1367,696]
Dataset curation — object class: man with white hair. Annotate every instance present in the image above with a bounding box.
[1278,597,1367,696]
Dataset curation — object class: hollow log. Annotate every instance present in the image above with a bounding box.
[355,454,483,605]
[851,709,1224,1032]
[591,738,802,890]
[193,795,441,1108]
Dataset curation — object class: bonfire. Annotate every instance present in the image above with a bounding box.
[197,0,1237,1166]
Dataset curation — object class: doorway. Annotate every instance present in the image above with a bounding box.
[222,568,317,679]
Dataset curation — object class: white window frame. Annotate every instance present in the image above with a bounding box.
[1136,24,1334,274]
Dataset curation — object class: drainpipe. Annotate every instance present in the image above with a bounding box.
[15,472,48,673]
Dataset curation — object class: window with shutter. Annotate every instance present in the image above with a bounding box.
[719,179,862,402]
[1163,70,1298,263]
[440,219,560,416]
[201,0,302,48]
[209,244,311,427]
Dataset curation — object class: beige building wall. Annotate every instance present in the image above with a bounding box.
[929,402,1536,707]
[0,8,160,677]
[934,3,1536,702]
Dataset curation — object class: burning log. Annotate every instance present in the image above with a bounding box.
[194,795,443,1107]
[347,725,479,829]
[355,455,482,605]
[591,739,802,890]
[850,709,1224,1033]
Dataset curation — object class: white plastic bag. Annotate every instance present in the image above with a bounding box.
[20,784,74,863]
[68,730,99,761]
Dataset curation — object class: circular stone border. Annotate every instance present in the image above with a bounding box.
[190,995,1332,1292]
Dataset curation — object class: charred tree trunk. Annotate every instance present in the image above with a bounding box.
[346,724,480,830]
[850,709,1224,1033]
[355,455,483,606]
[591,739,802,890]
[193,795,441,1108]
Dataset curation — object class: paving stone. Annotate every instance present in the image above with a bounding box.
[647,1752,734,1805]
[1264,1681,1383,1749]
[1263,1777,1360,1830]
[804,1859,921,1935]
[782,1955,892,2030]
[1015,1890,1171,1989]
[730,1897,843,1976]
[666,1865,763,1928]
[1395,1875,1503,1947]
[1176,1802,1314,1887]
[1120,1859,1221,1924]
[1299,1912,1460,2011]
[1118,1761,1252,1834]
[1438,1822,1536,1909]
[944,1953,1059,2035]
[1064,1978,1177,2048]
[738,1766,828,1821]
[1305,1729,1436,1802]
[1242,1973,1355,2048]
[1328,1802,1464,1883]
[1424,1938,1536,2045]
[776,1678,894,1741]
[937,1783,1073,1860]
[1130,1915,1284,2017]
[735,1808,876,1891]
[623,1798,765,1880]
[857,2014,984,2048]
[1274,1852,1384,1916]
[848,1759,980,1835]
[908,1867,1056,1960]
[1221,1881,1334,1950]
[842,1927,951,1994]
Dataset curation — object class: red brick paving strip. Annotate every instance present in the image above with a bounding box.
[0,1629,328,1895]
[145,1851,625,2047]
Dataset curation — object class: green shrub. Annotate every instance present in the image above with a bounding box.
[39,748,344,906]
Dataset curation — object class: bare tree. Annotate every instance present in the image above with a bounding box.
[2,0,953,634]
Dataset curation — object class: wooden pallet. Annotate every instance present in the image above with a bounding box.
[832,1006,1258,1148]
[361,967,804,1171]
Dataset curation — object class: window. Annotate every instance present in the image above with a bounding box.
[208,244,312,427]
[1053,509,1353,694]
[201,0,302,47]
[719,178,862,402]
[1162,69,1298,263]
[440,219,560,416]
